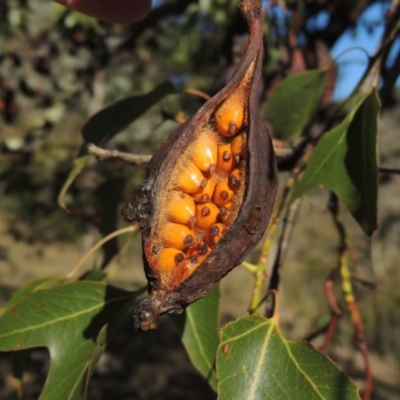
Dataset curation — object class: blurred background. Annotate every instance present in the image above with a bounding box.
[0,0,400,399]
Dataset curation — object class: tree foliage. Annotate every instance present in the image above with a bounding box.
[1,0,399,399]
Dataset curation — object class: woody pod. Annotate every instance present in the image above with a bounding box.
[121,0,278,331]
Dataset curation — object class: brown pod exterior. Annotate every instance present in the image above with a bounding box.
[121,0,278,331]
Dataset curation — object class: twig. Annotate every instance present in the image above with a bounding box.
[268,195,301,292]
[379,167,400,175]
[319,272,342,352]
[184,88,211,100]
[248,214,277,315]
[87,143,152,165]
[65,225,137,280]
[328,193,373,400]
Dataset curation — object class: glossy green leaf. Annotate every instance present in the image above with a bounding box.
[0,282,134,400]
[217,316,361,400]
[291,89,379,235]
[267,69,328,138]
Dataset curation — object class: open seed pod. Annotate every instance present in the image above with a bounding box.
[121,0,278,331]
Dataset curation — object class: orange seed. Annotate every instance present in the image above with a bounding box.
[213,178,234,207]
[217,144,234,172]
[175,162,207,194]
[158,222,194,250]
[195,203,220,230]
[215,94,245,137]
[193,178,217,203]
[231,133,246,163]
[192,132,218,173]
[155,248,185,272]
[184,242,212,277]
[205,223,226,246]
[166,190,196,226]
[229,168,242,189]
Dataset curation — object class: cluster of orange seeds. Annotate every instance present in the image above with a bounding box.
[150,94,248,286]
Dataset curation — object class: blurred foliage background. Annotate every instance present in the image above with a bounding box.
[0,0,400,399]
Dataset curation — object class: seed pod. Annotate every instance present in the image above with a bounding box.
[121,0,278,331]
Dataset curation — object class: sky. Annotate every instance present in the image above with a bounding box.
[152,0,399,101]
[329,1,398,100]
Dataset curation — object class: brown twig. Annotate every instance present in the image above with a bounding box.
[87,143,152,165]
[379,167,400,175]
[319,275,342,352]
[328,193,373,400]
[268,194,301,292]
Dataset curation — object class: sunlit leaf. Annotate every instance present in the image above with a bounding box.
[291,89,379,235]
[217,316,361,400]
[0,282,135,400]
[268,69,328,138]
[175,285,220,390]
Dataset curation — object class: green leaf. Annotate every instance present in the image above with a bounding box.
[173,285,220,391]
[0,282,135,400]
[291,89,379,235]
[57,81,175,210]
[217,316,361,400]
[267,69,328,138]
[82,80,176,146]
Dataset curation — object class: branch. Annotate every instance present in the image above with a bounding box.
[379,167,400,175]
[87,143,152,165]
[328,193,373,400]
